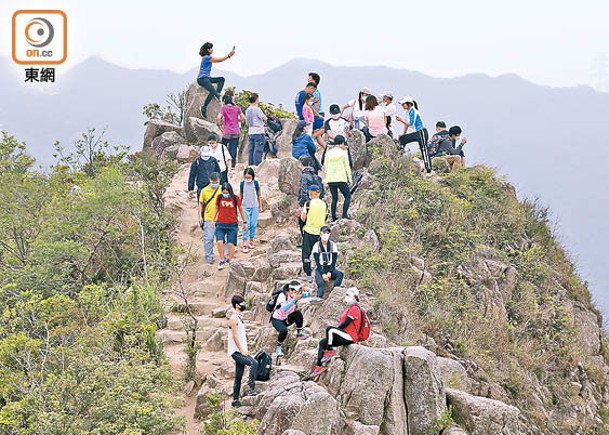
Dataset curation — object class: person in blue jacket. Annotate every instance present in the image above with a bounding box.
[291,120,320,172]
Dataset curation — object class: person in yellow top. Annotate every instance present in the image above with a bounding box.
[323,135,352,222]
[300,184,327,276]
[198,172,222,264]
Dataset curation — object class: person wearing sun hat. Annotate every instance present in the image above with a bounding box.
[381,92,397,138]
[309,287,362,377]
[300,184,328,276]
[341,88,372,130]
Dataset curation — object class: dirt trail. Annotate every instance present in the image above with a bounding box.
[158,163,284,434]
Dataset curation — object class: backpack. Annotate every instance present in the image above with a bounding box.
[239,180,260,199]
[427,133,449,157]
[254,351,273,381]
[263,133,278,155]
[357,306,371,342]
[265,285,288,313]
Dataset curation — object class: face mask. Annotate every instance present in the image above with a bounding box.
[201,155,210,160]
[345,296,355,304]
[321,233,331,242]
[210,183,219,189]
[361,96,368,103]
[222,193,230,198]
[238,303,247,311]
[245,178,253,183]
[331,114,340,120]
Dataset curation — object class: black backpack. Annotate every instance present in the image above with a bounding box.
[427,133,449,157]
[265,285,289,313]
[255,351,273,381]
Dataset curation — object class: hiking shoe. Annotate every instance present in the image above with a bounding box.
[231,400,241,408]
[310,297,323,304]
[200,107,207,119]
[207,260,214,265]
[249,241,255,248]
[309,365,327,378]
[276,345,283,357]
[242,245,250,253]
[246,386,258,397]
[218,260,226,270]
[296,331,307,340]
[321,349,336,363]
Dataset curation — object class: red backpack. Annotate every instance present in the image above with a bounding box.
[357,306,371,342]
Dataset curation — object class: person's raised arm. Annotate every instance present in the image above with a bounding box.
[210,47,236,63]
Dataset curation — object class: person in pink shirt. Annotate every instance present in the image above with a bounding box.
[217,93,245,168]
[363,95,388,142]
[270,280,312,356]
[301,93,315,125]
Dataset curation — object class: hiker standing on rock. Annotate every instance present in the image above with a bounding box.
[271,280,311,357]
[310,287,362,377]
[300,184,328,276]
[188,145,221,201]
[198,172,223,265]
[228,294,258,407]
[311,225,344,302]
[211,182,248,270]
[245,93,267,166]
[197,42,235,119]
[218,94,245,168]
[324,135,352,222]
[239,167,263,253]
[396,96,432,173]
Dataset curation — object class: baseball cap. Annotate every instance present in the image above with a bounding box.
[329,104,340,115]
[382,91,394,99]
[399,96,414,105]
[320,225,331,233]
[346,287,359,298]
[297,120,308,129]
[200,145,212,156]
[308,184,321,192]
[289,280,302,290]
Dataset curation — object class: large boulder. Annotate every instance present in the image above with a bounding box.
[268,250,301,268]
[572,302,601,355]
[348,130,367,170]
[365,134,399,167]
[143,119,185,150]
[225,261,247,299]
[183,81,221,124]
[271,233,295,254]
[445,388,523,435]
[149,131,186,155]
[184,117,223,144]
[403,346,447,435]
[161,144,200,163]
[257,158,282,182]
[278,158,303,196]
[276,119,299,159]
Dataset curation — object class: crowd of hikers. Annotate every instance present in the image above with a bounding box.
[191,42,467,407]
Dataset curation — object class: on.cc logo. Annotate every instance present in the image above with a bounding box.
[12,10,67,65]
[25,17,55,48]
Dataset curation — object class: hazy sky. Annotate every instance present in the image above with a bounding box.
[1,0,608,90]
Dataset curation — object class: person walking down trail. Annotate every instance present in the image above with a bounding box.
[396,96,431,173]
[297,156,325,238]
[218,94,245,168]
[341,88,372,130]
[198,172,222,265]
[300,184,328,276]
[271,280,311,357]
[363,95,388,143]
[324,135,352,221]
[188,145,221,201]
[197,42,235,119]
[310,287,363,377]
[292,120,320,173]
[228,294,258,408]
[239,167,263,254]
[208,133,232,184]
[211,182,248,270]
[311,225,344,302]
[245,93,267,166]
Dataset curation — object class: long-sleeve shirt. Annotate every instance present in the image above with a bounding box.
[324,147,352,184]
[298,167,325,206]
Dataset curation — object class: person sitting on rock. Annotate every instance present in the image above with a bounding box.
[239,167,263,253]
[295,82,325,147]
[188,145,221,201]
[297,156,325,236]
[324,104,352,145]
[211,182,248,270]
[341,88,372,130]
[300,184,328,276]
[363,95,388,143]
[227,294,258,408]
[271,280,311,357]
[311,225,344,302]
[217,93,245,168]
[198,172,222,265]
[438,125,468,171]
[310,287,362,377]
[308,72,323,117]
[292,120,320,173]
[208,133,232,184]
[197,42,235,119]
[324,135,352,221]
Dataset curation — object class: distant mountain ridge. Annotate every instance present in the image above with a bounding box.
[0,56,607,317]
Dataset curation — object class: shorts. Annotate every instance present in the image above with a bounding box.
[215,222,238,245]
[313,116,324,130]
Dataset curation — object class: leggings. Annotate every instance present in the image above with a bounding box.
[328,182,351,221]
[197,76,225,112]
[316,326,354,365]
[271,311,304,344]
[399,128,431,173]
[231,352,258,401]
[222,135,240,168]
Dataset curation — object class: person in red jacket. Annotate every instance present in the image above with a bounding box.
[309,287,362,377]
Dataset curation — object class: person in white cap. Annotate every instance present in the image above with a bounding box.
[381,92,397,139]
[341,88,372,130]
[309,287,362,377]
[396,96,432,173]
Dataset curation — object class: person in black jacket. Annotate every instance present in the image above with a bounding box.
[311,226,344,302]
[434,124,468,171]
[188,145,222,200]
